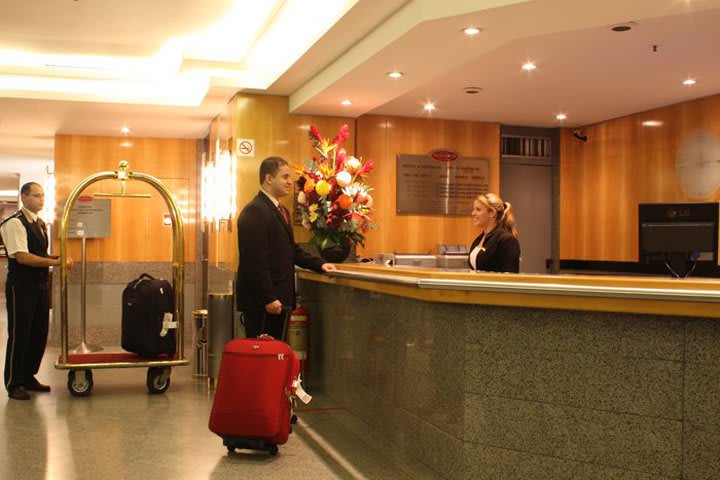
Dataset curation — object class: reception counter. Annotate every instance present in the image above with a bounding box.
[297,265,720,479]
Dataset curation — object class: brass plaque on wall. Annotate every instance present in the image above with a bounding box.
[397,150,489,215]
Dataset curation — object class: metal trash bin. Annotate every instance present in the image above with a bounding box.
[207,293,234,383]
[192,309,208,378]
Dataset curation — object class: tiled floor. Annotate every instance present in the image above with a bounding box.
[0,302,438,480]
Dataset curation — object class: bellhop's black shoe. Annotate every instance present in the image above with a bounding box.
[8,386,31,400]
[25,379,51,392]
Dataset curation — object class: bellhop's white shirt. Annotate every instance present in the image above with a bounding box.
[0,208,45,258]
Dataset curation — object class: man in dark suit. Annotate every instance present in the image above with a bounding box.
[236,156,336,339]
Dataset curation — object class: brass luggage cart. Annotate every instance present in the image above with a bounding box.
[55,161,189,396]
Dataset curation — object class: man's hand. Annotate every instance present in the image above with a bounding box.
[53,256,74,269]
[265,300,282,315]
[321,263,337,272]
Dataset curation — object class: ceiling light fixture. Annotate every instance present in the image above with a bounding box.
[340,99,353,106]
[387,71,403,79]
[463,27,481,36]
[642,120,663,127]
[522,62,537,71]
[120,125,131,134]
[683,78,696,86]
[463,86,483,94]
[610,22,636,32]
[556,113,567,121]
[424,102,436,112]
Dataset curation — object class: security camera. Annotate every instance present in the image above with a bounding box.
[573,131,588,142]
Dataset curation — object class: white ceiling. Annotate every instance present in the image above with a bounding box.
[1,0,719,164]
[290,0,720,127]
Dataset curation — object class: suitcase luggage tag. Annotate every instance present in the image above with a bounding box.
[293,375,312,405]
[159,312,177,337]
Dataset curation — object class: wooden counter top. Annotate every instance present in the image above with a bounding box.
[297,264,720,318]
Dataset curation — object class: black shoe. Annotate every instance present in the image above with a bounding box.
[25,379,51,392]
[8,386,31,400]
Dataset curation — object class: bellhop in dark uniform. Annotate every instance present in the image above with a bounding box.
[0,182,72,400]
[236,157,335,340]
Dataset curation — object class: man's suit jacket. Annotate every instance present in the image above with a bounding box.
[236,191,325,312]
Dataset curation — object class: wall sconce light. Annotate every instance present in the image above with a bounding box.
[40,165,56,224]
[201,139,237,231]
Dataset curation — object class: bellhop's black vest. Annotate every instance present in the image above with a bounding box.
[0,210,50,286]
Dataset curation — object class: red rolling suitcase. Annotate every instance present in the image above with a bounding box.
[208,319,310,455]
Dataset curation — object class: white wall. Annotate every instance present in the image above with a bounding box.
[0,156,52,188]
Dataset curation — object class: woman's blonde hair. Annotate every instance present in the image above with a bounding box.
[475,193,519,239]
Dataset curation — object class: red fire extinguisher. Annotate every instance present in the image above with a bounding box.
[288,304,309,374]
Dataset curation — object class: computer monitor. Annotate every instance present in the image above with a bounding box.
[639,202,719,277]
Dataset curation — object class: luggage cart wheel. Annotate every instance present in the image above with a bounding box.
[147,367,171,394]
[67,369,94,397]
[291,415,298,424]
[268,445,279,456]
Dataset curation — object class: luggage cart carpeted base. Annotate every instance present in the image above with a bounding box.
[56,353,190,396]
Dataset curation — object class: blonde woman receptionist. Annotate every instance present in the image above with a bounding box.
[469,193,521,273]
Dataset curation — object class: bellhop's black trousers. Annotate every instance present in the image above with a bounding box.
[4,279,50,391]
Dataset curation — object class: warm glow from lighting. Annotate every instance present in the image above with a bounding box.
[0,0,357,104]
[556,113,567,120]
[202,142,237,229]
[40,169,55,223]
[642,120,664,127]
[121,126,131,134]
[463,27,481,36]
[0,190,19,197]
[246,0,357,79]
[424,102,436,112]
[387,71,403,79]
[683,78,697,86]
[0,72,209,106]
[522,62,537,71]
[340,99,353,106]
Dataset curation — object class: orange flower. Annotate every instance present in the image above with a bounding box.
[304,179,316,194]
[337,194,353,210]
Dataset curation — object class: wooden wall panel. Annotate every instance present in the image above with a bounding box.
[54,135,197,263]
[560,94,720,262]
[206,94,354,269]
[356,115,500,256]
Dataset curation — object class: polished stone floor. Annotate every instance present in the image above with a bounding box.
[0,303,437,480]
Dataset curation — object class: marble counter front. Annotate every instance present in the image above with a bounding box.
[297,265,720,479]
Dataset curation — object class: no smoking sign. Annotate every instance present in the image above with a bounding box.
[236,138,255,157]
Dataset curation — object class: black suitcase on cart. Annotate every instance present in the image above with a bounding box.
[121,273,177,357]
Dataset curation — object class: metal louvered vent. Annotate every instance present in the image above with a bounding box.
[501,135,552,159]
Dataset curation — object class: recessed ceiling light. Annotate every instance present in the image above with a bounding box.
[340,99,352,106]
[424,102,436,112]
[556,113,567,121]
[463,27,481,36]
[463,86,483,94]
[642,120,663,127]
[683,78,696,86]
[387,71,403,79]
[522,62,537,71]
[120,125,130,134]
[610,22,636,32]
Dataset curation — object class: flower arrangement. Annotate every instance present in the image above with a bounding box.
[295,124,375,256]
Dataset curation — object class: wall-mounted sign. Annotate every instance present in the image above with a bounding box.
[397,149,489,215]
[162,213,172,226]
[236,138,256,157]
[64,197,111,238]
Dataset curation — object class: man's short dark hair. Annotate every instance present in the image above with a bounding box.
[20,182,42,196]
[259,157,289,185]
